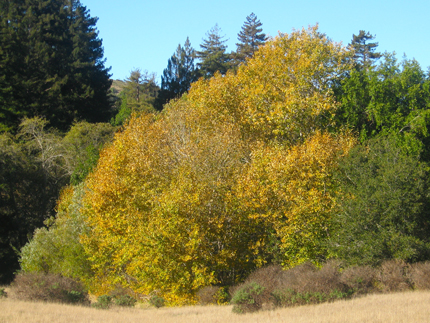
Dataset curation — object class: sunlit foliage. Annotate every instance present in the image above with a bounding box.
[80,26,353,303]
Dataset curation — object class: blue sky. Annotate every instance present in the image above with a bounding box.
[83,0,430,82]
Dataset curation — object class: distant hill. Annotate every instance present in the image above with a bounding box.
[110,79,126,95]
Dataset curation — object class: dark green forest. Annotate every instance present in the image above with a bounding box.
[1,0,430,305]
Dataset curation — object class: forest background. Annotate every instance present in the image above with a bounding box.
[1,0,430,305]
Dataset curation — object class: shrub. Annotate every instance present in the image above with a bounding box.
[0,288,7,298]
[231,282,268,314]
[197,286,230,305]
[409,261,430,290]
[149,295,165,308]
[92,295,112,309]
[271,261,352,307]
[376,260,412,292]
[230,261,356,312]
[197,286,219,305]
[9,272,89,304]
[340,265,378,295]
[114,295,137,307]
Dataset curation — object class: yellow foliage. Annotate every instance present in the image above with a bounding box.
[235,132,356,267]
[80,26,354,303]
[188,25,351,145]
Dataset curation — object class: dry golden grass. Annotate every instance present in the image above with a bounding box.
[1,290,430,323]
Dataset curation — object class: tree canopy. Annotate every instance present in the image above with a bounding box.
[233,13,267,66]
[348,30,381,69]
[0,0,112,132]
[155,38,199,110]
[76,26,353,303]
[196,24,231,78]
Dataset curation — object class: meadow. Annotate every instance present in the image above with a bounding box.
[1,290,430,323]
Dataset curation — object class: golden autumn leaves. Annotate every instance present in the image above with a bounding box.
[76,26,356,303]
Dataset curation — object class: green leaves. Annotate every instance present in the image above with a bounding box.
[0,0,112,132]
[331,135,430,266]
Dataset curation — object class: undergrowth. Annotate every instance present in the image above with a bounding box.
[229,260,430,313]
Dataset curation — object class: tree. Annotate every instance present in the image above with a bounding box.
[20,184,93,282]
[155,38,199,110]
[330,135,430,266]
[348,30,381,69]
[0,118,67,283]
[110,69,159,125]
[233,13,267,66]
[0,117,114,284]
[0,0,112,132]
[334,53,430,159]
[121,69,158,113]
[189,25,352,146]
[196,24,231,78]
[234,132,355,268]
[78,26,353,303]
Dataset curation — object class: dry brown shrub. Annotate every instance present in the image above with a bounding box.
[229,265,284,298]
[408,261,430,290]
[271,261,351,307]
[275,262,316,292]
[340,265,378,295]
[197,286,219,305]
[376,260,412,292]
[9,272,89,305]
[298,260,346,294]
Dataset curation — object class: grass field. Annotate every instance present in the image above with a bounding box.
[1,290,430,323]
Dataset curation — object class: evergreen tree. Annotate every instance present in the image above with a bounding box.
[331,135,430,266]
[233,13,267,65]
[349,30,381,69]
[0,0,112,132]
[111,69,158,125]
[155,37,199,110]
[197,24,231,78]
[122,69,158,112]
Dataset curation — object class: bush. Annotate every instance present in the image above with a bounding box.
[9,272,89,304]
[231,282,268,314]
[376,260,412,292]
[0,288,7,298]
[229,260,430,314]
[114,295,137,307]
[271,261,352,307]
[92,295,112,309]
[230,261,355,313]
[340,265,378,295]
[197,286,219,305]
[409,261,430,290]
[149,295,165,308]
[197,286,230,305]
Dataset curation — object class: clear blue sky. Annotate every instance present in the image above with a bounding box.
[82,0,430,82]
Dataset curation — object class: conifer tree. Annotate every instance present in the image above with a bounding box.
[0,0,112,132]
[233,13,267,65]
[349,30,381,69]
[155,38,199,110]
[197,24,231,78]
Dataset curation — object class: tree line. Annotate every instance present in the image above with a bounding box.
[2,0,430,306]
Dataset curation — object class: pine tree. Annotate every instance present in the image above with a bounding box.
[196,24,231,78]
[349,30,381,69]
[155,37,198,110]
[0,0,112,132]
[233,13,267,65]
